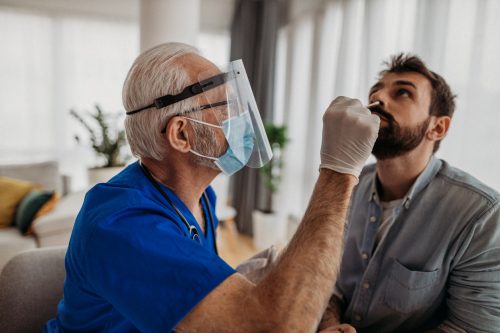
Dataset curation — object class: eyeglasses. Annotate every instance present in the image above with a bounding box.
[160,100,232,133]
[126,72,231,116]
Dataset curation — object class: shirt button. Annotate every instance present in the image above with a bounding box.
[370,216,376,223]
[362,282,370,289]
[354,314,362,321]
[362,253,369,260]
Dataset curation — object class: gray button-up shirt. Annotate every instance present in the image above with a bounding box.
[337,157,500,333]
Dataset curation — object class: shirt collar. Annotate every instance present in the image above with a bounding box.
[369,156,443,208]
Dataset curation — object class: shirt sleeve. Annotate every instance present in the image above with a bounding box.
[438,320,467,333]
[82,207,236,333]
[445,201,500,332]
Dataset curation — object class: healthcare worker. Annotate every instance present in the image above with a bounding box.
[44,42,379,333]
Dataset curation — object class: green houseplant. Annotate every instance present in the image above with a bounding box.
[253,123,289,250]
[70,104,128,184]
[259,123,289,213]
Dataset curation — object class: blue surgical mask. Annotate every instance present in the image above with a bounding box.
[187,111,255,176]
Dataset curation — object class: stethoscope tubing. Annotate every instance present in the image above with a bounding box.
[140,164,218,254]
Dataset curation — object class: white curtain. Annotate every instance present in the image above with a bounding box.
[0,8,139,190]
[0,7,231,191]
[275,0,500,219]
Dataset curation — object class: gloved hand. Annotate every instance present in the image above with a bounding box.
[320,96,380,179]
[236,245,278,284]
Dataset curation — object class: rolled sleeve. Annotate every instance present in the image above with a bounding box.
[446,203,500,332]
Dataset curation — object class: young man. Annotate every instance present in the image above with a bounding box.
[320,54,500,333]
[43,42,380,332]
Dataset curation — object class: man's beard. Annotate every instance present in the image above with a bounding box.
[190,122,227,170]
[372,110,431,160]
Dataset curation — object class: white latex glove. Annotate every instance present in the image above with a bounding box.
[320,96,380,179]
[236,245,278,284]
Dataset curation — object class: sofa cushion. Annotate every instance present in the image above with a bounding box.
[32,190,86,247]
[0,177,38,228]
[14,191,58,235]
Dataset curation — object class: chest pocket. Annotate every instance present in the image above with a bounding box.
[382,259,441,315]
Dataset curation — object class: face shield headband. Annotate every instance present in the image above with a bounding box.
[126,72,232,116]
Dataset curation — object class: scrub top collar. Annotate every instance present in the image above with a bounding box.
[139,163,218,253]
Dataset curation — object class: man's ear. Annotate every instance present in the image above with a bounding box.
[165,116,192,153]
[427,116,451,142]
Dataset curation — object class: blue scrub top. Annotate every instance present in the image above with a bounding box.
[44,162,236,333]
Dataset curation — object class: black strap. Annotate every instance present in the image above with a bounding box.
[127,72,231,115]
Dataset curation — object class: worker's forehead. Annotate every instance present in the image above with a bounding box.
[175,53,227,102]
[175,53,220,81]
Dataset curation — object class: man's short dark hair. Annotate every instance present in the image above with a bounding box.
[379,53,456,152]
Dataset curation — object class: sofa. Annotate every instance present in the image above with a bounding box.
[0,246,66,332]
[0,161,85,271]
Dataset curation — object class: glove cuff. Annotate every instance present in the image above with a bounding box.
[319,164,360,184]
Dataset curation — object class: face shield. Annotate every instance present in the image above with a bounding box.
[126,59,273,175]
[190,60,272,175]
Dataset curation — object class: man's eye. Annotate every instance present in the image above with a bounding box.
[396,89,410,97]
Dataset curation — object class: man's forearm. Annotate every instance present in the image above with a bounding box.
[251,169,356,331]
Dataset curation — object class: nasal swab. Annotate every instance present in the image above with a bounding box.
[365,101,380,109]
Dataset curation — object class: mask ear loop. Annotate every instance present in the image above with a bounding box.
[189,148,218,161]
[184,117,223,129]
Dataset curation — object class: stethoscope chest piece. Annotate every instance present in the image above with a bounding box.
[189,225,201,243]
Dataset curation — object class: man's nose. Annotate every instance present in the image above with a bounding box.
[370,91,387,108]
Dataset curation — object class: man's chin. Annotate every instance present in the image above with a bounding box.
[372,141,407,160]
[372,151,397,161]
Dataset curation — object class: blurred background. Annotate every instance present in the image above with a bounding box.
[1,0,499,256]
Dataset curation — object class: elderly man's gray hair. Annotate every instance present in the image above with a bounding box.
[123,42,201,161]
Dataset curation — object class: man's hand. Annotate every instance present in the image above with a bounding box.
[319,293,344,329]
[320,96,380,179]
[319,323,356,333]
[236,246,278,284]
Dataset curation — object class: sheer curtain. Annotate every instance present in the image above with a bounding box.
[0,8,139,190]
[275,0,500,220]
[0,7,231,191]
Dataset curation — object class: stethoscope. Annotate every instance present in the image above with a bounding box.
[140,164,218,254]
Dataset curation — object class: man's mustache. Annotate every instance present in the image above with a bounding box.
[369,105,396,124]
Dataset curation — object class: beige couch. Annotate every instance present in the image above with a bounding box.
[0,161,84,271]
